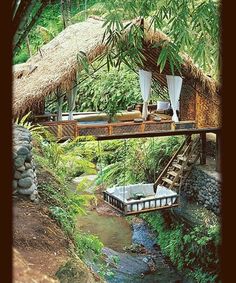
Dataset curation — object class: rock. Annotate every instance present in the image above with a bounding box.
[14,157,25,168]
[25,153,32,162]
[18,177,33,188]
[142,256,156,272]
[25,162,32,169]
[33,198,40,204]
[13,152,17,159]
[18,184,36,195]
[22,169,34,178]
[17,165,25,172]
[14,171,22,180]
[30,190,38,201]
[15,146,29,155]
[24,143,32,151]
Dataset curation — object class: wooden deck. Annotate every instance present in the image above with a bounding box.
[40,119,199,140]
[40,119,221,171]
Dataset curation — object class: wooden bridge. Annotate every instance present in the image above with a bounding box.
[41,119,197,141]
[40,118,220,171]
[39,118,220,215]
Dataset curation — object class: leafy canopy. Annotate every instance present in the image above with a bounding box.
[100,0,220,79]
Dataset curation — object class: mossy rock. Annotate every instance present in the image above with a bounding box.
[56,259,102,283]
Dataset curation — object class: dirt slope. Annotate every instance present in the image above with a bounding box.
[13,196,70,280]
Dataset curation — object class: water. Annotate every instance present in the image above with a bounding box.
[132,220,157,252]
[77,211,191,283]
[77,211,132,252]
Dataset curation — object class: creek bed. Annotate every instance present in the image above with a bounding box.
[77,210,192,283]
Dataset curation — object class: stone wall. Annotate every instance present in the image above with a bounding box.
[13,125,38,201]
[181,165,221,215]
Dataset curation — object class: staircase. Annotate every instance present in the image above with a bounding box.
[154,135,201,193]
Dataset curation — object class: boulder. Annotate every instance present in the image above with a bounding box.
[15,145,29,155]
[18,177,33,188]
[14,157,25,168]
[18,184,37,195]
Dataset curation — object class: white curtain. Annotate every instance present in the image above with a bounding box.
[139,69,152,120]
[166,75,183,122]
[66,77,77,120]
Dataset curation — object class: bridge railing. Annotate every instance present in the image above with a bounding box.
[41,120,177,140]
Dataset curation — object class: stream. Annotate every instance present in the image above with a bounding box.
[73,174,192,282]
[77,210,192,283]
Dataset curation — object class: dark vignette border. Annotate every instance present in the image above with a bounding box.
[0,1,13,283]
[0,0,234,282]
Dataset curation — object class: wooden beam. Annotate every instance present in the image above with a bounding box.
[200,132,207,165]
[96,127,220,141]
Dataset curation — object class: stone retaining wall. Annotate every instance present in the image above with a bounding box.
[13,125,38,201]
[181,165,221,215]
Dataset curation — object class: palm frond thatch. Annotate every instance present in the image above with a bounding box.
[13,17,219,118]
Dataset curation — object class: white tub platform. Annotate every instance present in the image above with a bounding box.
[103,183,179,215]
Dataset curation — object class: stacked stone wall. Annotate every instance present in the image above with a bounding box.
[182,166,221,215]
[13,125,38,201]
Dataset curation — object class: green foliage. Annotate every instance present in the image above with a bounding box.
[50,206,76,234]
[13,0,104,64]
[96,136,184,186]
[97,263,115,279]
[77,63,142,113]
[102,0,220,78]
[190,267,218,283]
[34,134,96,182]
[14,0,220,78]
[74,232,104,258]
[142,212,220,283]
[32,126,104,266]
[13,47,29,64]
[15,112,50,143]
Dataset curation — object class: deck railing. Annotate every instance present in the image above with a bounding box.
[103,191,179,215]
[41,120,175,140]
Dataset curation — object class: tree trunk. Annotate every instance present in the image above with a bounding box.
[25,35,32,57]
[61,0,71,29]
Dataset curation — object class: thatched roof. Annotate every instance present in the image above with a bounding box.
[142,29,219,98]
[13,17,219,117]
[13,18,106,117]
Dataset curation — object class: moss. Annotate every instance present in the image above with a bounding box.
[56,259,102,283]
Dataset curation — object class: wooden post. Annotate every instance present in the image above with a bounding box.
[216,132,221,172]
[74,122,77,138]
[108,125,112,135]
[141,122,145,133]
[200,132,206,165]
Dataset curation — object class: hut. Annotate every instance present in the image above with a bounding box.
[13,17,221,138]
[13,17,106,119]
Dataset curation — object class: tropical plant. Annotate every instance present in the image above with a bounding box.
[99,0,220,79]
[142,211,220,283]
[96,136,184,186]
[13,0,104,64]
[74,232,104,258]
[76,63,142,114]
[14,112,48,140]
